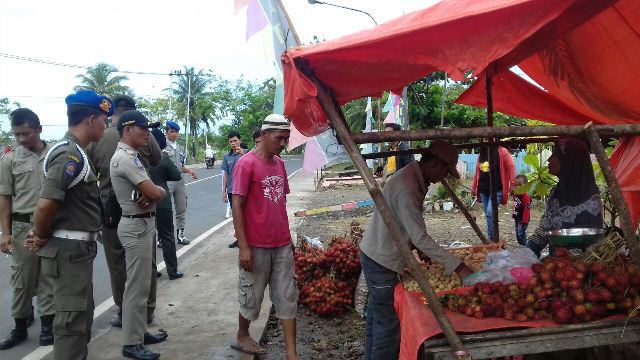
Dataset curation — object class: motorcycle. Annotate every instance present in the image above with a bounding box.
[205,155,215,169]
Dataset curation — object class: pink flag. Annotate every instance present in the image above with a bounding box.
[383,110,396,124]
[287,122,310,150]
[235,0,268,41]
[303,137,328,173]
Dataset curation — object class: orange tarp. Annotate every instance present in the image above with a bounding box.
[282,0,617,136]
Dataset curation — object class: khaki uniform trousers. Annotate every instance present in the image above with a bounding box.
[100,227,156,315]
[167,177,186,229]
[37,237,96,360]
[10,220,55,318]
[118,217,155,345]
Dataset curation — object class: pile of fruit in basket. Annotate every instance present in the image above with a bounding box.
[442,251,640,324]
[294,235,361,316]
[403,242,503,292]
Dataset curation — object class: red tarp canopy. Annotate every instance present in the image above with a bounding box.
[282,0,617,136]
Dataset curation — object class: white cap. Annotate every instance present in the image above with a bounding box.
[261,114,291,131]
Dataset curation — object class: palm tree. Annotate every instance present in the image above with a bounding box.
[170,67,213,162]
[74,63,132,98]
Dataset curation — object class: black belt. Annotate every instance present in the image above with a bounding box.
[12,213,32,223]
[122,212,156,219]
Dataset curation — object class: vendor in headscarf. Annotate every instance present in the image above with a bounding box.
[527,138,603,257]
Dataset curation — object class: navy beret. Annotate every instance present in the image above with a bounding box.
[112,95,136,110]
[65,90,114,116]
[117,110,160,131]
[165,121,180,131]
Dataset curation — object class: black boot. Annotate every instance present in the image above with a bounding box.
[0,318,28,350]
[39,315,54,346]
[26,306,35,327]
[122,343,160,360]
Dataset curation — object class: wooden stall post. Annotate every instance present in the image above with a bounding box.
[584,124,640,266]
[302,70,471,359]
[486,75,500,242]
[441,179,491,245]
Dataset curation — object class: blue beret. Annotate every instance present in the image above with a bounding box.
[65,90,114,116]
[165,121,180,131]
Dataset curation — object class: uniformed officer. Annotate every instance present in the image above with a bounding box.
[0,108,55,349]
[87,95,161,328]
[111,110,168,360]
[25,90,111,360]
[164,121,197,245]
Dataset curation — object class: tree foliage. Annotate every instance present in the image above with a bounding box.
[74,63,132,97]
[0,97,21,144]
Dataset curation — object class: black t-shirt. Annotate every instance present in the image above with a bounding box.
[478,153,502,195]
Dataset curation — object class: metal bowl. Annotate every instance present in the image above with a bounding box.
[547,228,606,247]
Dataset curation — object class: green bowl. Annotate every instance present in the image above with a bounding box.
[547,228,605,247]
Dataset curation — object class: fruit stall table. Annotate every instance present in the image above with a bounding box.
[395,285,640,360]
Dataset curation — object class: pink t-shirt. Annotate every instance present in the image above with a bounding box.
[232,151,291,248]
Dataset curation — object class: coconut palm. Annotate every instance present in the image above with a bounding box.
[74,63,132,98]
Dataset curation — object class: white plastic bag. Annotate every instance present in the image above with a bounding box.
[463,247,539,286]
[305,236,324,250]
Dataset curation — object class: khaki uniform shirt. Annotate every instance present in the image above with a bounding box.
[110,142,155,215]
[360,160,462,275]
[39,132,102,231]
[87,126,161,205]
[164,141,185,172]
[0,142,51,214]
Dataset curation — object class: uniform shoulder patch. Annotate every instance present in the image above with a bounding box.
[133,157,145,170]
[65,160,80,177]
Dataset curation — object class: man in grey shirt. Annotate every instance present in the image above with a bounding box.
[359,140,473,360]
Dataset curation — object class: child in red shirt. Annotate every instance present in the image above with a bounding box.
[513,175,532,246]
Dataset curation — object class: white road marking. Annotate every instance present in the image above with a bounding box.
[185,173,221,186]
[22,166,303,360]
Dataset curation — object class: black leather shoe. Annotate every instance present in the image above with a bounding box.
[147,312,154,325]
[228,240,239,248]
[39,315,54,346]
[156,271,162,278]
[143,330,168,345]
[122,343,160,360]
[110,312,122,327]
[0,329,28,350]
[168,271,183,280]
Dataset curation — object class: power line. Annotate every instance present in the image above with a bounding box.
[0,52,171,76]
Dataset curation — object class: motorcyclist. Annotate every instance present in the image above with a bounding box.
[204,145,215,168]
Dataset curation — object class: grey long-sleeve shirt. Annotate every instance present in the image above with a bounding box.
[360,160,462,275]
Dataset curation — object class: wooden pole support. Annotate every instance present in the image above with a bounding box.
[302,68,471,359]
[441,179,491,245]
[351,124,640,144]
[486,76,500,242]
[583,124,640,265]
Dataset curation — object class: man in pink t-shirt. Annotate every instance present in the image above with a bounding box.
[230,114,298,360]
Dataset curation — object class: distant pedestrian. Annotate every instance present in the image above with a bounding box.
[26,90,112,360]
[230,114,298,359]
[512,175,532,246]
[110,111,168,359]
[223,130,245,248]
[0,108,55,349]
[149,128,184,280]
[374,123,414,180]
[164,121,198,245]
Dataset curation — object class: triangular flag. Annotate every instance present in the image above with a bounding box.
[384,111,396,124]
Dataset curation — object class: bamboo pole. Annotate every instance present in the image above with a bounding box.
[442,179,491,245]
[275,0,302,46]
[486,76,500,242]
[351,124,640,144]
[361,137,561,160]
[301,67,471,360]
[583,123,640,266]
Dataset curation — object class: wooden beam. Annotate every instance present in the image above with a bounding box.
[486,75,500,242]
[302,67,471,359]
[361,137,561,160]
[584,123,640,265]
[351,124,640,144]
[441,179,491,244]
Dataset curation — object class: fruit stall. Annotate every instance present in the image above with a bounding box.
[281,0,640,358]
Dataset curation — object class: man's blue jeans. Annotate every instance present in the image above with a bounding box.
[480,191,503,240]
[360,251,400,360]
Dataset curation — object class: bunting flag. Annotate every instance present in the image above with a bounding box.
[235,0,269,41]
[363,97,374,167]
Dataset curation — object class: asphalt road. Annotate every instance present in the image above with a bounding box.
[0,155,303,359]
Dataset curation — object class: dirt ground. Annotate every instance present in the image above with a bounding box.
[260,181,545,359]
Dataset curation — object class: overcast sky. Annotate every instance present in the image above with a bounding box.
[0,0,438,139]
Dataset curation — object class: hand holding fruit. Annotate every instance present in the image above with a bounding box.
[455,262,473,278]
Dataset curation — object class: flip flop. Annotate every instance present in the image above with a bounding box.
[230,341,267,355]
